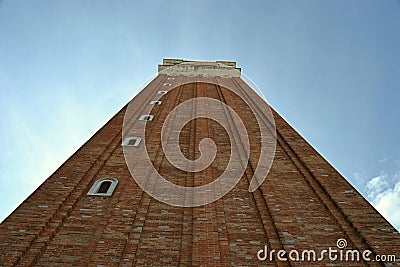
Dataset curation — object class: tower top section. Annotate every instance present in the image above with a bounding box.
[158,58,241,77]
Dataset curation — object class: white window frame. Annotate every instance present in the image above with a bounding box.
[122,137,141,147]
[157,90,168,94]
[150,100,162,105]
[87,178,118,196]
[139,115,154,121]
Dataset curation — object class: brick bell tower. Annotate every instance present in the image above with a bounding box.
[1,59,399,266]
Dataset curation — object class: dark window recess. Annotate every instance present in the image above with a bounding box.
[150,100,162,105]
[122,137,141,147]
[139,115,154,121]
[128,139,137,146]
[87,178,118,196]
[97,181,112,194]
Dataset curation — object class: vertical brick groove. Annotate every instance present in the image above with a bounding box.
[127,78,187,266]
[205,83,231,267]
[178,77,194,266]
[14,106,128,267]
[215,80,288,267]
[275,129,381,266]
[232,77,395,266]
[83,76,169,266]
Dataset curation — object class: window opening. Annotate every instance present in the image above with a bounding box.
[139,115,154,121]
[122,137,141,147]
[87,178,118,196]
[97,181,112,193]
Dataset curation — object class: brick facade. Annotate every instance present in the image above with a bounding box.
[0,60,399,266]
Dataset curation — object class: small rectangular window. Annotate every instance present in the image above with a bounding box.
[157,91,167,94]
[139,115,154,121]
[150,100,162,105]
[122,137,141,147]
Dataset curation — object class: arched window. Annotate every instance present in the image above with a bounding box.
[87,178,118,196]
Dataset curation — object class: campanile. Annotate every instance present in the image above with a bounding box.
[0,59,399,266]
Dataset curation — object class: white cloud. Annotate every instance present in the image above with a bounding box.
[365,171,400,231]
[378,158,387,163]
[366,174,390,199]
[373,182,400,231]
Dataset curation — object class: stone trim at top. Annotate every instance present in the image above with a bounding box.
[158,58,241,78]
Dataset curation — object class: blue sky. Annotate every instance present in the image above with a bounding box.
[0,0,399,230]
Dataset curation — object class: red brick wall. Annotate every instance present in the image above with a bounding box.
[0,75,398,266]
